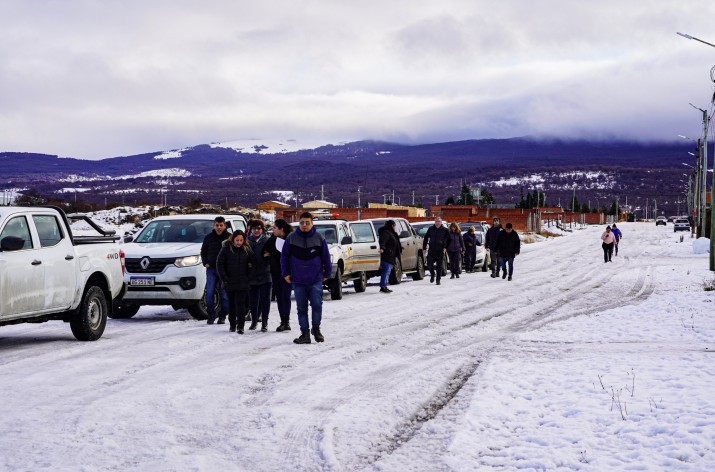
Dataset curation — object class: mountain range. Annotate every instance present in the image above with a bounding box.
[0,137,695,216]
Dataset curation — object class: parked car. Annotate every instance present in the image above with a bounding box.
[656,216,667,226]
[668,216,678,223]
[350,218,426,284]
[674,218,690,232]
[291,219,379,300]
[0,206,126,340]
[116,213,247,319]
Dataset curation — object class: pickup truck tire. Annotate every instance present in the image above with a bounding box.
[70,286,108,341]
[354,271,367,293]
[109,304,140,319]
[330,267,343,300]
[389,259,403,285]
[411,255,425,281]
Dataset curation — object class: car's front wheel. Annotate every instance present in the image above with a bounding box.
[70,286,108,341]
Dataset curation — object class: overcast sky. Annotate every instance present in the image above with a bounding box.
[2,1,715,160]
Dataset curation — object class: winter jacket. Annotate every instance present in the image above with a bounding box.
[201,230,230,268]
[281,227,332,285]
[247,233,272,286]
[601,231,616,244]
[423,225,451,253]
[264,234,286,277]
[448,231,465,253]
[495,230,521,258]
[611,227,622,241]
[485,225,503,251]
[216,241,255,292]
[463,232,477,255]
[378,226,401,265]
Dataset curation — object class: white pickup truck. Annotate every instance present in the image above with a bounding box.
[0,206,126,340]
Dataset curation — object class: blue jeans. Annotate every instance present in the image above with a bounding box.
[498,256,514,277]
[272,273,292,323]
[249,282,272,325]
[205,267,229,319]
[379,261,393,288]
[292,281,323,333]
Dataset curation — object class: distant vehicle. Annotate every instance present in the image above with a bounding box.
[673,218,690,232]
[656,216,667,226]
[0,206,126,340]
[668,216,678,223]
[117,214,247,319]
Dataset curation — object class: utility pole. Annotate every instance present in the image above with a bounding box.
[392,190,395,206]
[321,185,324,201]
[412,191,415,206]
[435,195,439,206]
[357,186,362,220]
[695,140,702,236]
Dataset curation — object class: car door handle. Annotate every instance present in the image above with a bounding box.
[65,255,75,261]
[31,260,42,266]
[370,245,377,249]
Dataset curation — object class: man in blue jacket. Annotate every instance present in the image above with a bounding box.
[611,223,622,256]
[281,212,332,344]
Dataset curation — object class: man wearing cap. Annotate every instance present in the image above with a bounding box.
[495,222,521,281]
[485,217,503,278]
[422,216,451,285]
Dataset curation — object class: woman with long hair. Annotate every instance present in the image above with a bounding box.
[216,230,255,333]
[447,222,465,278]
[377,220,401,293]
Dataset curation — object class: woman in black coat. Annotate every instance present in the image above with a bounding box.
[378,220,401,293]
[216,230,255,333]
[247,220,272,332]
[462,226,478,273]
[263,219,294,331]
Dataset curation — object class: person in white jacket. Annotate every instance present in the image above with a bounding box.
[601,226,616,263]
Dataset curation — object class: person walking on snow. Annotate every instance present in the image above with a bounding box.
[463,226,478,273]
[495,222,520,281]
[281,212,332,344]
[447,222,465,279]
[247,220,272,332]
[264,219,293,332]
[423,216,451,285]
[611,223,622,256]
[601,225,616,263]
[216,230,255,334]
[201,216,230,324]
[378,220,401,293]
[485,217,503,278]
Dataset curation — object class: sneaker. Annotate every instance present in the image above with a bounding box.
[207,318,216,325]
[293,332,311,344]
[430,274,435,283]
[385,287,393,293]
[508,276,512,281]
[237,329,244,334]
[380,287,391,293]
[283,323,291,331]
[490,273,496,278]
[502,272,507,279]
[249,322,258,330]
[261,325,268,333]
[276,323,286,332]
[311,327,325,343]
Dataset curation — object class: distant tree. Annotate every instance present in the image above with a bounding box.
[15,188,45,206]
[456,183,474,205]
[607,200,620,216]
[481,188,495,205]
[445,196,455,205]
[581,203,590,213]
[186,197,203,210]
[518,187,525,208]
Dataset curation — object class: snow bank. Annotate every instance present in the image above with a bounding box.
[693,237,710,254]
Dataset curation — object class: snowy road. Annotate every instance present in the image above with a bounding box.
[2,223,714,471]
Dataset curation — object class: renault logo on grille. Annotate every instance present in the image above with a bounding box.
[140,257,151,270]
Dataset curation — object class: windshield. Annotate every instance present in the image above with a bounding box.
[314,225,338,244]
[135,219,215,243]
[412,224,430,237]
[459,223,483,232]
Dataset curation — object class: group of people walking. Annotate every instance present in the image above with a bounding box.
[201,213,332,345]
[600,223,622,262]
[421,216,521,284]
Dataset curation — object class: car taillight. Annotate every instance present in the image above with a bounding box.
[119,249,126,274]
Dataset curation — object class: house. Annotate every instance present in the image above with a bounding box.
[256,200,291,212]
[302,200,337,210]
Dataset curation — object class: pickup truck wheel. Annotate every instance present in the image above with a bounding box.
[330,267,343,300]
[109,304,140,319]
[70,286,108,341]
[389,259,403,285]
[411,255,425,281]
[353,271,367,293]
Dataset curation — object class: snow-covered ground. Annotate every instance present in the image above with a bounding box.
[1,223,714,471]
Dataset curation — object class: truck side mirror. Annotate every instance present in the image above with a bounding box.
[123,235,134,243]
[340,236,353,245]
[0,236,25,251]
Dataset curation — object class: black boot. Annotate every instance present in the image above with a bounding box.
[207,317,216,325]
[311,326,325,343]
[249,320,258,330]
[502,272,507,279]
[229,324,236,332]
[276,323,286,332]
[217,317,226,325]
[430,273,435,283]
[261,322,268,333]
[293,331,311,344]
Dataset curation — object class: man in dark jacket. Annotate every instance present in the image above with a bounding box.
[247,220,272,332]
[378,220,401,293]
[200,216,230,324]
[422,217,450,285]
[485,216,503,278]
[495,222,520,281]
[281,212,332,344]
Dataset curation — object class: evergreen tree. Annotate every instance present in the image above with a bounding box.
[445,196,455,205]
[581,202,590,213]
[518,187,526,209]
[481,188,495,205]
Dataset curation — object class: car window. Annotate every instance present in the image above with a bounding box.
[315,225,338,244]
[32,215,64,247]
[414,225,430,237]
[0,215,34,249]
[397,220,410,236]
[229,219,246,232]
[350,223,375,243]
[337,224,349,243]
[135,220,213,243]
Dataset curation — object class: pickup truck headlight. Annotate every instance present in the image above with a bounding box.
[175,255,202,267]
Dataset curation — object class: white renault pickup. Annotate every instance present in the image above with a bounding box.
[116,214,247,319]
[0,206,126,340]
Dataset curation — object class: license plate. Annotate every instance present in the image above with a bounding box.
[130,276,155,286]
